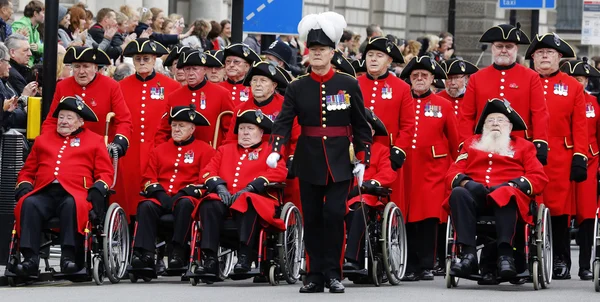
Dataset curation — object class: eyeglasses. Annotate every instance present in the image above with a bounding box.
[0,58,9,64]
[484,117,510,124]
[225,59,246,66]
[133,56,153,63]
[492,43,516,51]
[533,49,558,57]
[446,75,465,82]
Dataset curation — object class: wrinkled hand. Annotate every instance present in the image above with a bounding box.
[124,33,137,45]
[22,82,38,97]
[215,184,232,206]
[104,27,117,40]
[352,163,366,187]
[266,152,280,168]
[30,43,38,52]
[463,181,489,201]
[16,28,29,37]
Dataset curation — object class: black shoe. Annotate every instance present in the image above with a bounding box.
[234,253,251,274]
[451,253,478,277]
[131,253,155,269]
[401,271,420,281]
[195,257,218,275]
[168,245,186,270]
[477,272,499,285]
[497,255,517,279]
[327,279,345,293]
[343,260,361,271]
[420,270,434,281]
[60,257,79,274]
[433,264,446,276]
[553,259,571,280]
[299,282,324,293]
[579,269,593,280]
[13,258,39,277]
[155,259,166,275]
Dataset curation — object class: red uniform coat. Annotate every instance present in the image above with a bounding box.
[141,138,215,207]
[357,72,415,216]
[220,79,253,108]
[15,128,114,235]
[154,80,235,146]
[574,92,600,223]
[404,91,460,222]
[195,141,288,230]
[437,90,463,116]
[458,63,549,144]
[445,135,549,225]
[117,72,181,217]
[541,72,587,216]
[347,142,396,208]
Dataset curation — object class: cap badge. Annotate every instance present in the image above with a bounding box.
[585,64,590,74]
[242,46,250,57]
[200,53,206,64]
[269,41,277,49]
[188,110,197,121]
[459,61,466,72]
[255,109,264,123]
[268,64,277,76]
[503,99,512,113]
[516,31,521,41]
[150,41,157,51]
[75,97,84,110]
[554,34,561,46]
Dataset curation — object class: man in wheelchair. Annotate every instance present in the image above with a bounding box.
[193,109,287,276]
[446,98,548,280]
[10,96,114,277]
[131,105,215,271]
[343,109,396,270]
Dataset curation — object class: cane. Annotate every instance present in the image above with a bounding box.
[105,112,118,189]
[212,111,233,148]
[475,44,488,67]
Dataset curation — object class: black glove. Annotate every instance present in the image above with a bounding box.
[111,136,128,158]
[230,185,255,206]
[489,182,511,192]
[155,191,173,211]
[286,157,295,179]
[570,154,588,183]
[15,182,33,201]
[389,147,406,171]
[87,188,105,224]
[361,180,379,194]
[534,141,548,166]
[347,186,359,199]
[464,180,489,201]
[215,184,232,207]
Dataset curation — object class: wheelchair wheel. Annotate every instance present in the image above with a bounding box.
[278,202,303,284]
[370,258,382,287]
[381,202,406,285]
[536,204,552,289]
[128,273,138,283]
[190,277,199,286]
[532,260,541,290]
[445,258,458,288]
[592,209,600,275]
[218,246,234,280]
[103,203,130,284]
[92,255,105,285]
[594,260,600,292]
[268,265,280,286]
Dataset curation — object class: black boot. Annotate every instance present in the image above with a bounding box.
[451,253,478,277]
[195,252,219,276]
[131,250,155,269]
[342,258,361,271]
[13,257,39,277]
[420,270,434,281]
[168,244,186,270]
[553,257,571,280]
[327,279,345,293]
[579,268,593,280]
[60,246,79,274]
[497,255,517,279]
[234,253,251,273]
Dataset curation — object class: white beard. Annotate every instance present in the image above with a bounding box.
[446,86,466,98]
[471,130,513,156]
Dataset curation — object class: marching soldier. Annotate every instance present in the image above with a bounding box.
[526,33,587,280]
[438,58,478,116]
[117,38,181,219]
[11,96,113,276]
[357,36,415,217]
[206,50,226,84]
[220,43,262,106]
[458,23,549,164]
[163,44,190,86]
[399,56,459,281]
[560,58,599,280]
[131,105,214,271]
[154,50,234,146]
[267,12,372,293]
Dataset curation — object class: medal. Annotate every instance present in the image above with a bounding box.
[159,87,165,100]
[424,102,431,117]
[326,95,333,111]
[70,137,80,147]
[151,87,158,100]
[248,150,260,161]
[337,91,345,110]
[200,92,206,110]
[587,103,596,118]
[184,150,194,164]
[240,87,250,102]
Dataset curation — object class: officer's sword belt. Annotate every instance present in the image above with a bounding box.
[301,125,352,139]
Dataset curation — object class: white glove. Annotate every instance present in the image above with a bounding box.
[352,163,365,187]
[266,152,281,168]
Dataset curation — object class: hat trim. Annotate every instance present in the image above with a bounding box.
[250,61,290,84]
[224,43,261,61]
[236,109,274,123]
[445,59,478,74]
[533,33,575,57]
[56,96,99,122]
[169,107,211,126]
[479,25,531,44]
[66,47,110,63]
[474,98,528,133]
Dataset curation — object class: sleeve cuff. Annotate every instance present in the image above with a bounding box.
[92,180,109,196]
[510,176,533,196]
[15,181,33,188]
[451,173,472,188]
[114,134,130,150]
[144,182,165,197]
[204,176,226,192]
[249,176,270,193]
[392,146,406,158]
[180,184,202,197]
[270,135,284,154]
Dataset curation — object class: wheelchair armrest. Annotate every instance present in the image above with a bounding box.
[368,186,392,197]
[266,182,286,190]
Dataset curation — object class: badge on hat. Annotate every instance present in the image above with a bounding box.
[75,96,84,110]
[554,34,561,46]
[516,31,521,42]
[255,109,264,123]
[189,110,196,121]
[242,46,250,57]
[150,41,157,52]
[386,40,393,53]
[503,99,512,113]
[585,64,591,74]
[459,61,466,72]
[269,41,277,49]
[200,53,206,64]
[268,64,276,76]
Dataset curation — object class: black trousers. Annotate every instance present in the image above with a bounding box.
[406,218,438,273]
[344,204,372,263]
[299,177,352,283]
[577,219,594,271]
[133,199,194,253]
[234,202,260,253]
[19,183,78,259]
[449,187,518,250]
[551,215,571,268]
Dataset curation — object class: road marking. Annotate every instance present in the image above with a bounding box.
[245,0,276,21]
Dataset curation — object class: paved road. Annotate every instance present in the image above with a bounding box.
[0,248,598,301]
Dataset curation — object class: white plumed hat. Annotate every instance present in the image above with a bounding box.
[297,12,347,48]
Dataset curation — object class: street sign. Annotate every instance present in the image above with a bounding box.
[498,0,556,9]
[582,0,600,45]
[243,0,304,35]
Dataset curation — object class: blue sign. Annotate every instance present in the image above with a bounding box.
[498,0,556,9]
[243,0,304,35]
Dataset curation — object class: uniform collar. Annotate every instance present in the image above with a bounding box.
[238,141,262,150]
[310,67,335,82]
[173,135,195,146]
[227,78,244,85]
[366,70,389,80]
[254,93,275,107]
[60,127,84,137]
[539,69,560,78]
[412,90,431,98]
[492,62,516,71]
[188,79,207,91]
[79,74,98,88]
[135,70,156,82]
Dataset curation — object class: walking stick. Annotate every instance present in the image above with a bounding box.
[475,44,488,67]
[212,111,233,148]
[105,112,118,189]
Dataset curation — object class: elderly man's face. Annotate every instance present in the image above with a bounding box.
[575,75,588,88]
[445,74,468,97]
[491,42,518,66]
[365,50,392,75]
[250,75,276,100]
[308,46,334,69]
[133,54,156,75]
[532,48,561,72]
[483,112,512,137]
[57,110,83,136]
[72,62,98,86]
[170,61,186,84]
[183,65,207,86]
[238,123,263,147]
[10,39,31,65]
[207,66,225,83]
[409,70,434,94]
[171,120,195,142]
[225,55,250,80]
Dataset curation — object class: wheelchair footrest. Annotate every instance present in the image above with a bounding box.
[448,269,530,283]
[164,268,187,276]
[229,268,261,280]
[127,266,158,279]
[343,268,368,277]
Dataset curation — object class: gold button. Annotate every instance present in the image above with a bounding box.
[322,124,326,128]
[322,117,326,121]
[323,136,327,140]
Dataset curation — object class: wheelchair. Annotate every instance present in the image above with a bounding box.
[342,186,407,286]
[592,208,600,292]
[444,201,552,290]
[186,182,304,286]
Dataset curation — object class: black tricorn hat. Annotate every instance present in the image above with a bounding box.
[168,105,210,126]
[262,40,292,69]
[433,78,445,89]
[351,59,366,74]
[364,37,404,63]
[441,58,479,76]
[52,95,99,122]
[479,22,530,45]
[525,33,576,58]
[223,43,262,65]
[64,46,111,65]
[234,109,273,134]
[207,49,224,65]
[364,108,387,137]
[163,45,190,67]
[242,61,290,88]
[177,49,223,68]
[122,38,169,57]
[474,98,527,134]
[560,58,600,78]
[400,56,447,80]
[331,50,355,77]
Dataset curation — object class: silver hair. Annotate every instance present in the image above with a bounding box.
[0,42,9,60]
[5,33,28,51]
[113,63,135,81]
